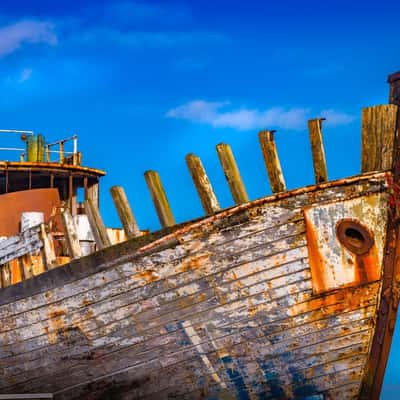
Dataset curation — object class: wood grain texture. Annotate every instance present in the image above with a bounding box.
[144,171,176,228]
[0,173,389,399]
[216,143,248,204]
[84,199,111,249]
[110,186,140,238]
[308,118,328,183]
[361,104,398,172]
[61,210,81,259]
[258,130,286,193]
[185,153,220,215]
[0,226,42,265]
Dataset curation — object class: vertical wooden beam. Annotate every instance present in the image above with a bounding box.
[88,181,99,208]
[144,170,175,228]
[258,130,286,193]
[50,174,54,188]
[59,141,64,163]
[216,143,248,204]
[40,224,57,270]
[62,209,82,259]
[110,186,140,238]
[83,176,88,200]
[185,153,220,215]
[361,105,398,172]
[388,71,400,106]
[308,119,328,183]
[46,145,50,162]
[1,263,11,287]
[21,254,33,280]
[84,198,111,249]
[69,174,77,216]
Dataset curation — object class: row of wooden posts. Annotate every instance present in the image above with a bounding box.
[64,105,398,259]
[75,121,327,251]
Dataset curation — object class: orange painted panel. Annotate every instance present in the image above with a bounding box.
[0,188,61,236]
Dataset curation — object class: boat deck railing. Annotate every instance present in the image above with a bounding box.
[0,130,80,165]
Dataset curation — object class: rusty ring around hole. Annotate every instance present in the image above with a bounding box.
[336,219,374,255]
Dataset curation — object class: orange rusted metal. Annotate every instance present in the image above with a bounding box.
[0,188,61,236]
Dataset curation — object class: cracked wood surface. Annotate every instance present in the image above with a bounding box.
[0,172,390,399]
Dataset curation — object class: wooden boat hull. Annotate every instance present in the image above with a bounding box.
[0,172,394,399]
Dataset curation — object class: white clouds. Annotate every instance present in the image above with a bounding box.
[166,100,355,131]
[0,20,57,57]
[319,109,356,125]
[18,68,33,83]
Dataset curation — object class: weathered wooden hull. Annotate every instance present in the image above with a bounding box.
[0,172,395,399]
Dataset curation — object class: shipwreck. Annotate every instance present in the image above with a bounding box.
[0,72,400,399]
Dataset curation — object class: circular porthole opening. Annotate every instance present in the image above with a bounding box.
[336,219,374,255]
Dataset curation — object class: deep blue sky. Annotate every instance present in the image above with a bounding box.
[0,0,399,397]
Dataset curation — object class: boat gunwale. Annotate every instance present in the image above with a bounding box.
[0,170,388,309]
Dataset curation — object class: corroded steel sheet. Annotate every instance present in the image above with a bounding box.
[0,189,61,236]
[304,193,387,293]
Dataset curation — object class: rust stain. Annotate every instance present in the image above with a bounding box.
[134,269,160,283]
[48,309,66,319]
[177,253,210,273]
[354,245,381,285]
[82,299,94,307]
[45,308,67,344]
[305,214,326,293]
[288,283,379,317]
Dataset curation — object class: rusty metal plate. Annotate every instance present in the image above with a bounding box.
[0,188,61,236]
[304,193,388,294]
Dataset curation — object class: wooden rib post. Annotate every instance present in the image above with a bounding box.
[62,209,82,259]
[40,224,57,269]
[144,171,175,228]
[84,198,112,249]
[361,105,399,172]
[216,143,248,204]
[308,119,328,183]
[185,153,220,215]
[1,263,11,288]
[110,186,140,238]
[258,130,286,193]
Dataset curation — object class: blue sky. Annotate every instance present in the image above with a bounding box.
[0,0,399,397]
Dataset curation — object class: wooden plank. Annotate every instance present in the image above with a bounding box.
[84,198,111,249]
[258,130,286,193]
[216,143,248,204]
[9,312,373,395]
[21,254,34,280]
[0,281,377,394]
[0,174,386,320]
[144,170,175,228]
[0,177,382,322]
[61,210,82,259]
[1,263,11,288]
[110,186,140,238]
[308,118,328,183]
[0,178,386,398]
[40,224,57,270]
[0,228,42,266]
[87,181,99,208]
[361,104,398,172]
[185,153,220,215]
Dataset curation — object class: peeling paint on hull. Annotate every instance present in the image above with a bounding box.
[0,173,393,399]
